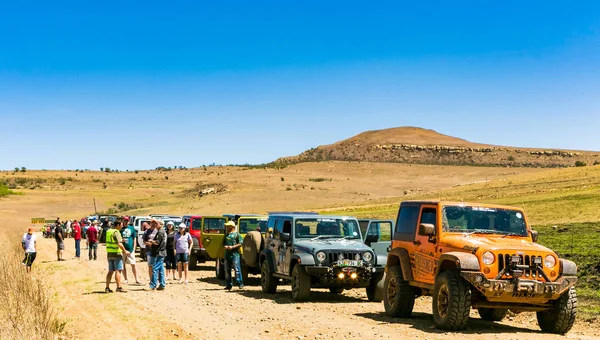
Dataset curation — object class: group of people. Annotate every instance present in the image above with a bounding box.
[104,218,194,293]
[22,215,246,293]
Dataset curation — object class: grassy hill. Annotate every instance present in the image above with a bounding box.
[279,126,600,168]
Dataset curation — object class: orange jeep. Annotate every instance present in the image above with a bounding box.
[384,201,578,334]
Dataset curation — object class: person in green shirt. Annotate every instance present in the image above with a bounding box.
[223,221,244,290]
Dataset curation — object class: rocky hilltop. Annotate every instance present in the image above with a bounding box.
[279,127,599,168]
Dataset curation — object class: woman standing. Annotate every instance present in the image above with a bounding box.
[174,223,193,284]
[165,221,178,281]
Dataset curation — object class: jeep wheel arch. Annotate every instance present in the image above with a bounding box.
[386,248,414,282]
[260,250,277,273]
[437,252,480,275]
[560,259,577,276]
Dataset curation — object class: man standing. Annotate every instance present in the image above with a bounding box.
[223,221,244,290]
[21,227,37,274]
[143,221,158,282]
[105,221,129,293]
[121,216,142,285]
[54,221,65,261]
[148,219,166,291]
[73,220,82,259]
[87,220,99,260]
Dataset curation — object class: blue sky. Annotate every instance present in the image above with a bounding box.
[1,1,600,170]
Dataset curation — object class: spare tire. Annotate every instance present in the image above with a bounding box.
[243,231,263,268]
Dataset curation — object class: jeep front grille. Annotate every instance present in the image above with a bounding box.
[498,253,544,279]
[327,251,362,264]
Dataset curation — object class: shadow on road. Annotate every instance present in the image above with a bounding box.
[238,289,367,304]
[355,312,539,335]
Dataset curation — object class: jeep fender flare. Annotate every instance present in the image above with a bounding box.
[260,250,277,273]
[385,248,414,281]
[436,252,480,274]
[560,259,577,276]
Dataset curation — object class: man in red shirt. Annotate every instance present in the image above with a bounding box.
[86,221,99,260]
[73,221,82,259]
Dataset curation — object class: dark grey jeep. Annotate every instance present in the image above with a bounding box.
[259,213,386,301]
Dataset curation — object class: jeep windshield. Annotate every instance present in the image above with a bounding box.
[442,205,528,236]
[239,218,268,233]
[295,218,361,239]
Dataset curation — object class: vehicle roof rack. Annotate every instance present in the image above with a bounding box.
[268,211,319,215]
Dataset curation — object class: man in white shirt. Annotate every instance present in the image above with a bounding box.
[22,227,37,274]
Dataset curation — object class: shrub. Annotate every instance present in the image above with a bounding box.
[308,178,332,182]
[594,160,600,166]
[575,161,587,167]
[281,177,285,182]
[507,156,515,161]
[0,184,16,197]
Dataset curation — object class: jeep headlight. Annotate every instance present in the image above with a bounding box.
[316,251,326,263]
[362,252,373,263]
[482,251,495,265]
[544,255,556,268]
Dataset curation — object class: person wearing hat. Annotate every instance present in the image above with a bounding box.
[165,221,178,281]
[174,223,193,284]
[120,216,142,285]
[223,220,244,290]
[21,227,37,273]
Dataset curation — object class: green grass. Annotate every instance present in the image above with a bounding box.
[0,184,17,197]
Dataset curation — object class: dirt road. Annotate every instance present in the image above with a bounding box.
[33,236,598,340]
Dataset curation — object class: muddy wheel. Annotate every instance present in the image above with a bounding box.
[215,259,225,280]
[329,287,344,294]
[432,271,471,330]
[260,261,278,294]
[478,308,508,321]
[367,273,385,302]
[383,266,415,317]
[537,287,577,334]
[291,265,311,301]
[188,255,197,270]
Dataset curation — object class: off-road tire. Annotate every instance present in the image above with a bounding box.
[329,287,344,294]
[291,265,311,301]
[188,254,198,270]
[432,271,471,331]
[478,308,508,321]
[383,266,415,317]
[261,261,278,294]
[537,287,577,334]
[366,273,385,302]
[215,259,225,280]
[243,231,262,268]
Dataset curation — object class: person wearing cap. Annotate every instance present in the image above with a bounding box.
[21,227,37,273]
[147,219,167,291]
[165,221,178,281]
[120,216,142,285]
[86,220,99,260]
[174,223,193,284]
[223,220,244,290]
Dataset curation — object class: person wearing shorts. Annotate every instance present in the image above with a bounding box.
[22,227,37,274]
[105,221,129,293]
[174,223,193,284]
[120,216,142,285]
[54,222,65,261]
[165,221,177,281]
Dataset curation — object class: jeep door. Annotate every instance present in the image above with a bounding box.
[270,218,284,274]
[280,219,293,274]
[410,205,438,284]
[201,217,227,260]
[366,221,393,257]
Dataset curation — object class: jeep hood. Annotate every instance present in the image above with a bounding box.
[441,234,555,254]
[294,239,371,253]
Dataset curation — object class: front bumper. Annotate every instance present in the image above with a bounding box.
[191,247,210,259]
[304,265,384,288]
[461,271,577,303]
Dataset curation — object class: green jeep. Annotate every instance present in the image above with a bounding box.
[259,213,387,301]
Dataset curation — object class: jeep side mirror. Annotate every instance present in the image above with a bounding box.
[418,223,435,236]
[364,234,378,246]
[531,230,538,243]
[280,232,291,242]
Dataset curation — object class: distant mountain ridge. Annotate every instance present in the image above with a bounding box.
[277,127,599,168]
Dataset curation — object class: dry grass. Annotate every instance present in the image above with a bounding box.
[0,230,65,339]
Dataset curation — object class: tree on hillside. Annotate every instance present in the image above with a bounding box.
[100,167,104,172]
[20,167,26,172]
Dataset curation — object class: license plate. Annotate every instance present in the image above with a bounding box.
[338,259,362,267]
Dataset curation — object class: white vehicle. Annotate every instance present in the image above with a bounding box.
[132,216,151,232]
[149,214,181,220]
